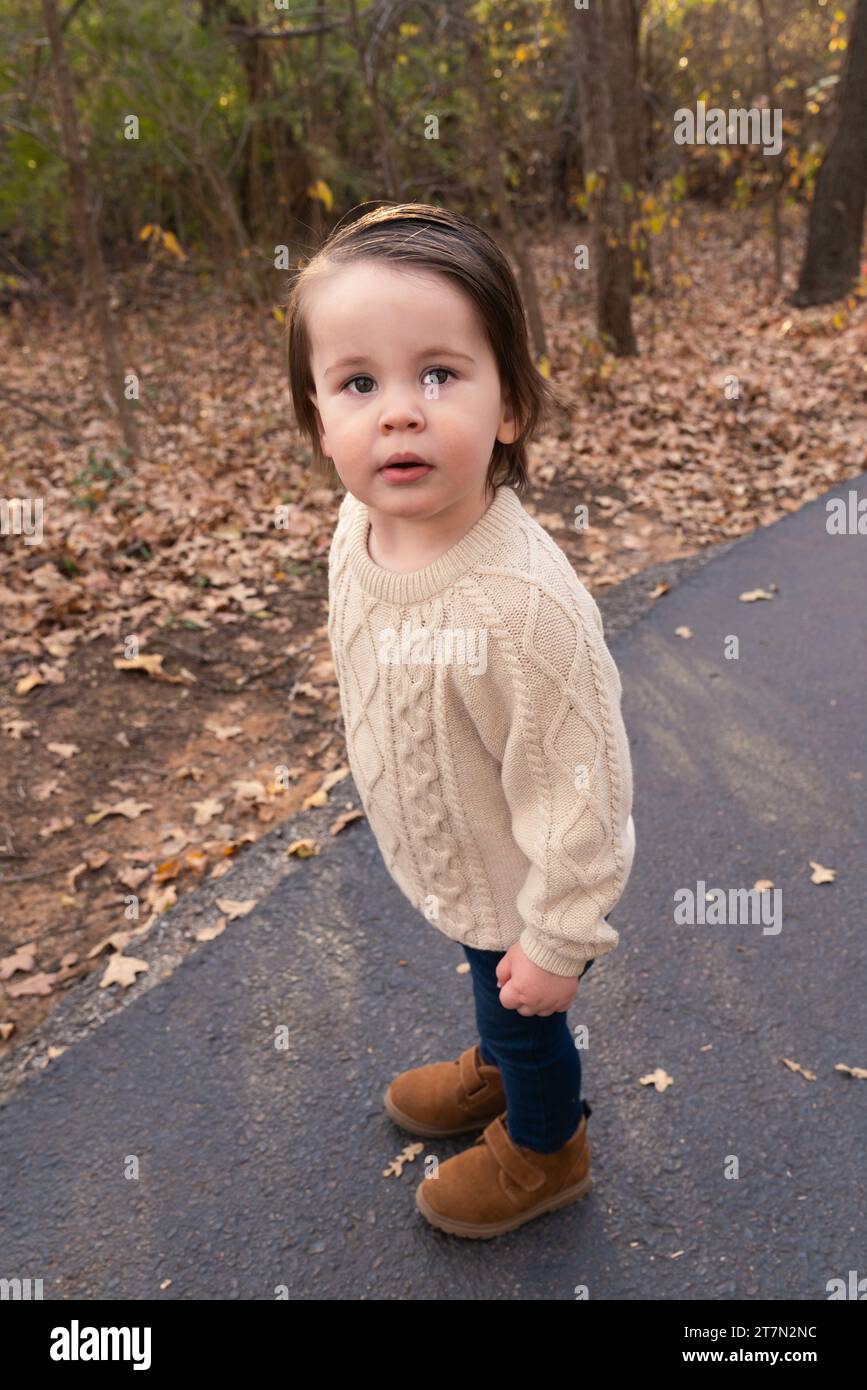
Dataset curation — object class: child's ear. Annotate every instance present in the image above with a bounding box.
[308,393,330,456]
[496,391,520,446]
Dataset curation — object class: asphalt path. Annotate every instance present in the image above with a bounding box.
[1,475,865,1300]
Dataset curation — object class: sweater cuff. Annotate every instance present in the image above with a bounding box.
[518,924,618,978]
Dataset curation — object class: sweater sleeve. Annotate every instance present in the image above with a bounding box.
[454,579,635,977]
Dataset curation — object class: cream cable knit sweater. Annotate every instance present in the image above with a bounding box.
[327,484,636,976]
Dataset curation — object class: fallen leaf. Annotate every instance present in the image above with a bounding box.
[286,838,320,858]
[39,815,74,838]
[192,796,224,826]
[4,719,37,738]
[145,884,177,915]
[194,918,226,942]
[320,766,350,794]
[639,1068,673,1092]
[32,778,61,801]
[84,798,153,826]
[780,1056,816,1081]
[117,865,150,890]
[113,653,193,685]
[215,897,257,920]
[739,588,775,602]
[0,943,37,979]
[100,954,149,988]
[46,742,79,758]
[15,671,46,695]
[205,722,243,741]
[834,1063,867,1080]
[6,970,58,998]
[154,858,182,883]
[329,808,364,835]
[382,1141,425,1177]
[292,681,322,702]
[87,931,135,958]
[66,862,88,891]
[674,626,692,639]
[809,861,836,884]
[232,779,268,804]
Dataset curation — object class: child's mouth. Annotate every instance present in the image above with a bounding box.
[379,462,434,483]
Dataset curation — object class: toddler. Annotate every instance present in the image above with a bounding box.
[286,203,635,1239]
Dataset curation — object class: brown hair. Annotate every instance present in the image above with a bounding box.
[285,202,564,500]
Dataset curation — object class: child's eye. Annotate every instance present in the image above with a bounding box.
[343,375,376,395]
[422,367,455,388]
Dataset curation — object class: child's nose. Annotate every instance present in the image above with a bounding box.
[379,393,425,429]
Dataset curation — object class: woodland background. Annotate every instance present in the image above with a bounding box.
[0,0,865,1055]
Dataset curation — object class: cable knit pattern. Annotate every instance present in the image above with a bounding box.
[327,484,636,976]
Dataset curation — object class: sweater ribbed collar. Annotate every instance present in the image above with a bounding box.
[345,484,523,604]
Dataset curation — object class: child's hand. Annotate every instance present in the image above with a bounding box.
[496,942,580,1017]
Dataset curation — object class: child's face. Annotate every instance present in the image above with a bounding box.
[305,260,517,514]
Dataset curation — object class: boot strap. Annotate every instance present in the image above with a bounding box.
[458,1044,493,1099]
[483,1115,545,1192]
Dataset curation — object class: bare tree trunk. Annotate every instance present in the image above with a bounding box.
[755,0,783,292]
[347,0,400,198]
[41,0,140,457]
[463,31,548,358]
[793,0,867,305]
[604,0,650,292]
[571,0,638,355]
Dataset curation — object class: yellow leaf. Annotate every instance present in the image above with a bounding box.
[161,229,187,261]
[272,306,285,323]
[138,224,155,241]
[286,838,320,858]
[307,179,333,212]
[537,354,551,379]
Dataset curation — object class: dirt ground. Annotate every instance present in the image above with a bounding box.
[1,204,865,1059]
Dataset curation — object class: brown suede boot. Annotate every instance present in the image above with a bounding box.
[415,1104,592,1238]
[383,1043,506,1137]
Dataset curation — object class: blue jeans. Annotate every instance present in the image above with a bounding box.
[461,944,596,1154]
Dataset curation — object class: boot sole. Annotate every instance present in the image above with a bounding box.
[382,1085,502,1138]
[415,1169,593,1238]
